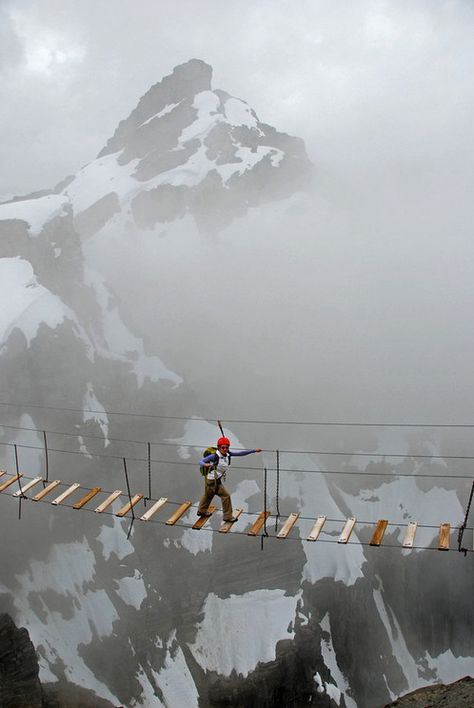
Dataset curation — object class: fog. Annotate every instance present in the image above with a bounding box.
[2,0,474,445]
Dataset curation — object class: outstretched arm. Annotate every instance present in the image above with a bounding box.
[230,448,262,457]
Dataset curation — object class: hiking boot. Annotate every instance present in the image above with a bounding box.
[197,511,212,517]
[224,516,238,523]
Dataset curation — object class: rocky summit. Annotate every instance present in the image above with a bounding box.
[65,58,312,234]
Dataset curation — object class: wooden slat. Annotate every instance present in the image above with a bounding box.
[438,523,450,551]
[402,521,417,548]
[140,497,168,521]
[370,519,388,546]
[277,512,300,539]
[116,494,144,518]
[0,473,23,493]
[219,508,243,533]
[0,471,6,479]
[94,490,122,513]
[32,480,61,501]
[247,511,271,536]
[165,501,192,525]
[13,476,42,497]
[73,487,101,510]
[51,483,81,506]
[192,505,216,530]
[338,517,356,544]
[307,515,327,542]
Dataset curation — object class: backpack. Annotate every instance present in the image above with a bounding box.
[200,447,218,476]
[199,446,231,476]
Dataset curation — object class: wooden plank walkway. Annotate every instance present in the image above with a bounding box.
[248,511,271,536]
[307,515,326,542]
[192,505,216,530]
[370,519,388,546]
[338,517,356,544]
[219,508,243,533]
[116,494,144,518]
[277,512,300,539]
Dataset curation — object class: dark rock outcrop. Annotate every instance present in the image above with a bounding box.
[0,613,43,708]
[383,675,474,708]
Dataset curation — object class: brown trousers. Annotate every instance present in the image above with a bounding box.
[198,477,233,520]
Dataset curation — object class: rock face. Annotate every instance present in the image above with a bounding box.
[66,58,312,234]
[0,614,117,708]
[383,676,474,708]
[0,613,43,708]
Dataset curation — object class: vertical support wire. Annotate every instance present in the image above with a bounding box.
[261,467,269,551]
[123,457,135,540]
[43,430,49,485]
[274,449,281,533]
[14,444,24,520]
[144,441,152,507]
[458,479,474,556]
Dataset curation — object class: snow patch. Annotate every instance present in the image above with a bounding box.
[0,194,69,236]
[224,97,259,129]
[83,382,110,444]
[189,589,300,677]
[115,570,147,610]
[320,613,357,708]
[139,101,182,127]
[155,633,200,708]
[0,257,69,348]
[14,540,120,705]
[97,511,135,561]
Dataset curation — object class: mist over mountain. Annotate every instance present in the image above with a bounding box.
[0,59,472,707]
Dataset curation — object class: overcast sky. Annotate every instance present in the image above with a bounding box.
[1,0,474,200]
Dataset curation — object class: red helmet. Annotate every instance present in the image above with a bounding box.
[217,437,231,448]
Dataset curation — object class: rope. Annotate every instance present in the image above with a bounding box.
[2,420,474,463]
[274,449,280,533]
[1,437,474,476]
[457,480,474,556]
[14,444,24,520]
[2,399,474,428]
[43,430,49,484]
[261,467,269,551]
[122,458,134,522]
[146,442,152,503]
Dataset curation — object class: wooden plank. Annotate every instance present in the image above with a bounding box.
[307,515,327,542]
[438,523,450,551]
[402,521,417,548]
[0,471,6,479]
[116,494,144,518]
[165,501,192,525]
[13,476,42,497]
[32,480,61,501]
[338,517,356,544]
[219,508,243,533]
[73,487,101,510]
[192,505,217,530]
[247,511,271,536]
[94,490,122,513]
[0,473,23,493]
[51,483,81,506]
[370,519,388,546]
[138,496,167,521]
[277,512,300,539]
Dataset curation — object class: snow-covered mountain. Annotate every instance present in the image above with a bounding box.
[0,59,472,708]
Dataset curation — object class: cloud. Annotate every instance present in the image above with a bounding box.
[0,0,474,197]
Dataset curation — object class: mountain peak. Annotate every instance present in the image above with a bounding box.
[99,59,212,158]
